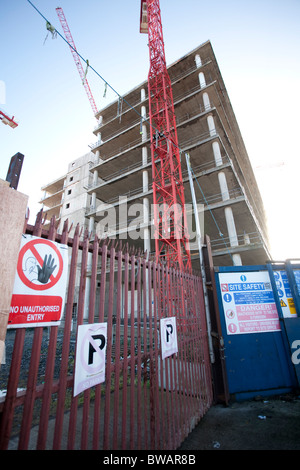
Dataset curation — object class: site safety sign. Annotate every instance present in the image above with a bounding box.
[160,316,178,360]
[74,323,107,396]
[219,270,281,335]
[8,235,68,328]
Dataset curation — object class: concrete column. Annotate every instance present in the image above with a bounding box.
[141,104,146,119]
[207,115,216,137]
[141,105,147,143]
[88,216,95,234]
[83,277,91,321]
[203,92,210,111]
[244,232,250,245]
[224,207,242,266]
[91,192,96,210]
[224,207,238,246]
[212,141,223,166]
[195,54,202,68]
[93,169,98,187]
[218,172,230,200]
[91,171,98,219]
[198,72,206,88]
[217,171,242,265]
[142,153,148,189]
[142,125,147,143]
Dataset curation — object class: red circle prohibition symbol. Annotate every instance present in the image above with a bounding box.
[17,239,63,291]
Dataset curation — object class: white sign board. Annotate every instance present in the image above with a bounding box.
[8,235,68,328]
[219,271,281,335]
[160,317,178,360]
[74,323,107,397]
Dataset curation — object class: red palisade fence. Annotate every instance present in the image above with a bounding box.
[0,211,213,450]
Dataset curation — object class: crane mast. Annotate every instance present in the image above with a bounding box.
[140,0,191,272]
[56,7,98,116]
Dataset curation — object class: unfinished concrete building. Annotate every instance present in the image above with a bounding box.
[84,40,270,268]
[40,152,98,230]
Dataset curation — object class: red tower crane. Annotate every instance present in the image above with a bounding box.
[140,0,191,272]
[56,7,98,116]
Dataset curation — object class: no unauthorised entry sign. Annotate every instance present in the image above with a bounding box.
[8,235,68,328]
[74,323,107,396]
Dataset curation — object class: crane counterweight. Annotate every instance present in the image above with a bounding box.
[140,0,148,33]
[0,110,18,129]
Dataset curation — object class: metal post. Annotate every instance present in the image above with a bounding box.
[185,153,214,362]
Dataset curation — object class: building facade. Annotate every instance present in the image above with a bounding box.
[40,152,98,232]
[86,40,270,268]
[41,41,270,271]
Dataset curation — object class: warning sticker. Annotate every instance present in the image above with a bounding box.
[287,298,296,315]
[274,270,297,317]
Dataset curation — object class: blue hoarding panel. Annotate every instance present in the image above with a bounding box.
[215,265,298,400]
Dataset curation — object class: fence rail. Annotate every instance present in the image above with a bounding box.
[0,210,213,450]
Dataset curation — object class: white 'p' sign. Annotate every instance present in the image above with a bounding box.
[74,323,107,396]
[160,316,178,360]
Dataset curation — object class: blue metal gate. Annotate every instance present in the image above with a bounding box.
[215,263,300,400]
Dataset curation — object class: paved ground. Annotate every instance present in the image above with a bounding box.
[6,392,300,453]
[3,330,300,452]
[179,393,300,450]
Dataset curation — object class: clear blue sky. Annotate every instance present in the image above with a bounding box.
[1,0,300,259]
